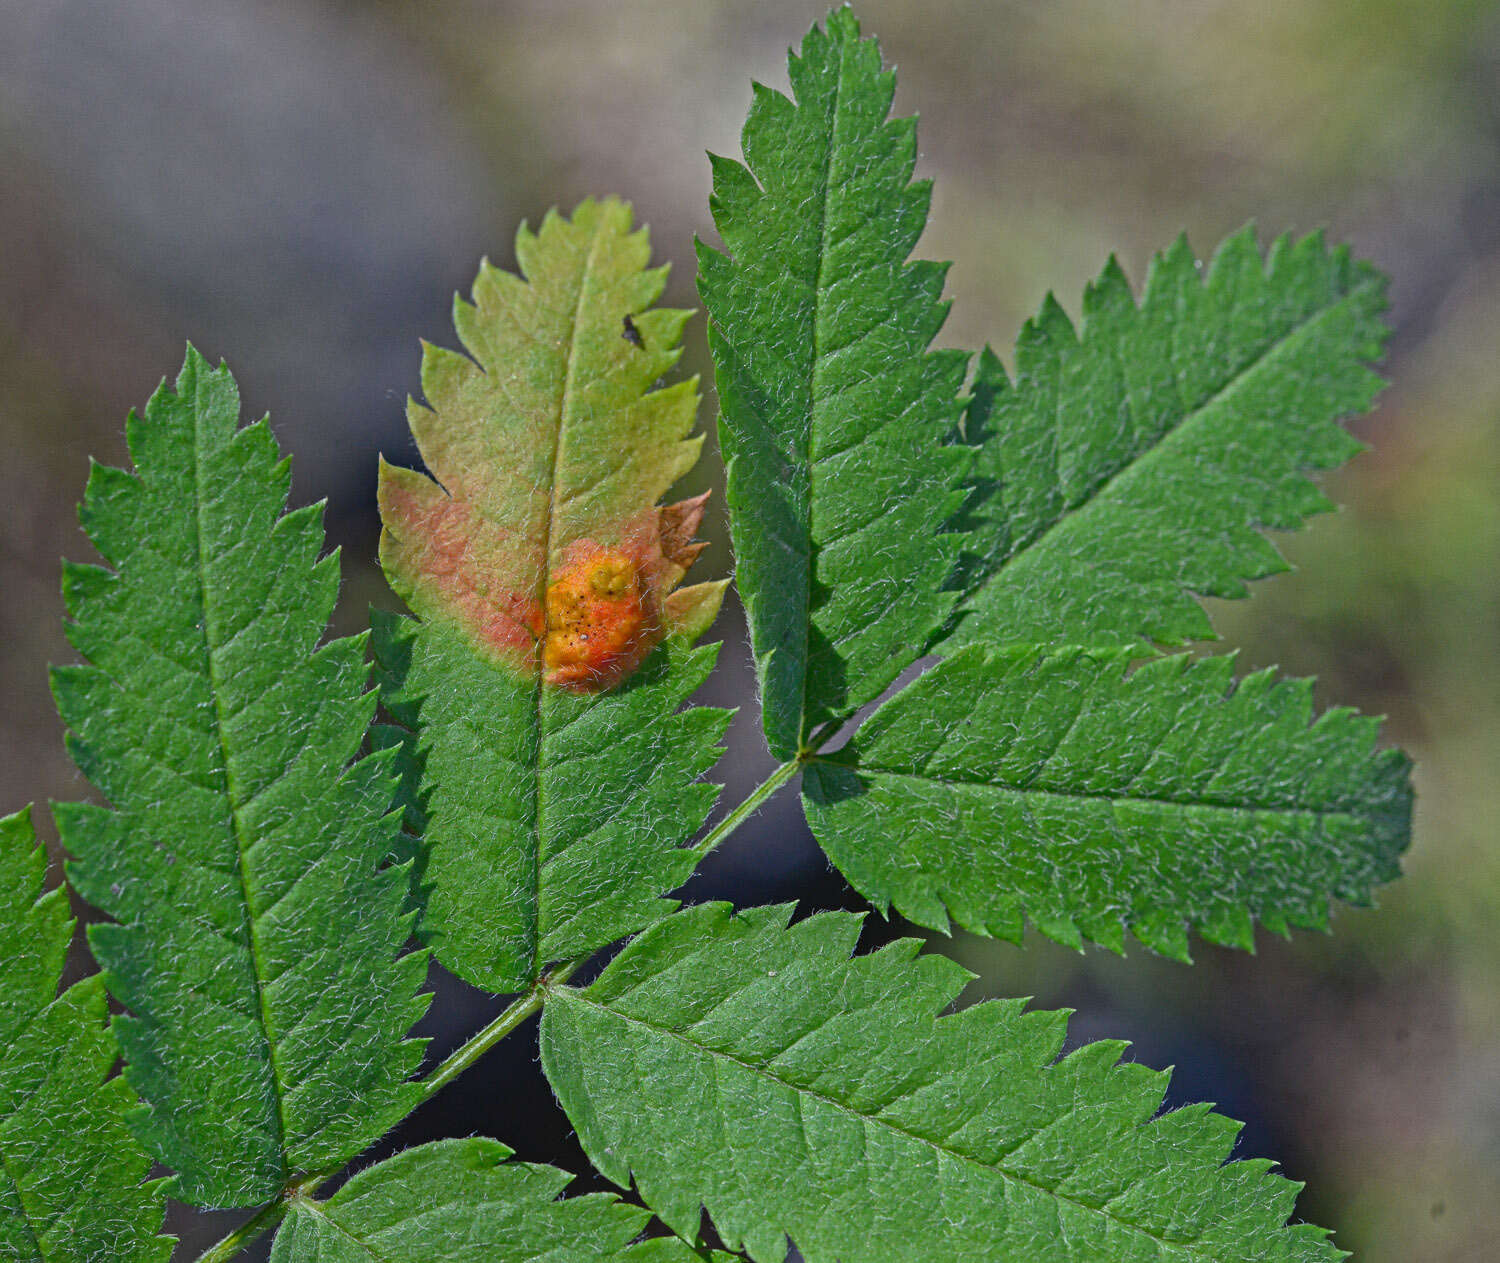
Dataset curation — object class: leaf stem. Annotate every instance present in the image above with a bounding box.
[187,759,803,1260]
[413,957,584,1106]
[691,758,800,861]
[413,758,803,1110]
[192,1198,288,1263]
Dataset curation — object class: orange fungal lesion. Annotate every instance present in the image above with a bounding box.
[541,546,656,690]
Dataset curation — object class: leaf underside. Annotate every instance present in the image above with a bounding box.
[804,645,1411,959]
[52,350,428,1208]
[943,226,1388,654]
[270,1138,730,1262]
[698,6,970,759]
[0,807,173,1262]
[373,612,729,994]
[541,903,1342,1263]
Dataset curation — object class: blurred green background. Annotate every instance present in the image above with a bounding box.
[1,2,1497,1259]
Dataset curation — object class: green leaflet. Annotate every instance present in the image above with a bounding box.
[803,645,1412,959]
[943,227,1388,653]
[375,198,731,994]
[379,197,725,691]
[698,6,970,759]
[52,350,429,1208]
[269,1139,731,1262]
[373,612,729,993]
[0,807,172,1262]
[541,903,1341,1263]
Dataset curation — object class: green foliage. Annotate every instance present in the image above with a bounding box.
[373,206,731,993]
[0,806,172,1262]
[373,611,729,994]
[542,902,1341,1263]
[804,645,1411,959]
[270,1139,729,1262]
[51,350,428,1208]
[0,6,1416,1260]
[697,6,970,759]
[943,228,1387,654]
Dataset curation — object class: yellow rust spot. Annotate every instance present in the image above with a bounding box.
[542,547,654,690]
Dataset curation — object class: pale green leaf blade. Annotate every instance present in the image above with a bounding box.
[541,903,1342,1262]
[698,6,970,759]
[269,1138,732,1262]
[0,807,173,1262]
[803,645,1411,959]
[373,612,729,993]
[944,228,1388,653]
[374,199,730,994]
[52,350,429,1208]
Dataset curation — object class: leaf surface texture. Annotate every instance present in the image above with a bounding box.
[375,199,729,993]
[945,228,1388,652]
[270,1139,730,1262]
[373,613,728,993]
[698,8,969,757]
[803,645,1412,958]
[379,196,723,688]
[52,350,428,1207]
[0,806,172,1262]
[542,903,1341,1262]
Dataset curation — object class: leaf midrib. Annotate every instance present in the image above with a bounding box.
[188,375,290,1177]
[789,29,848,756]
[813,758,1382,822]
[525,216,611,983]
[559,987,1220,1261]
[975,274,1382,604]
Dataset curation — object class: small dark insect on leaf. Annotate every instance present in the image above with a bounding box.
[621,313,644,347]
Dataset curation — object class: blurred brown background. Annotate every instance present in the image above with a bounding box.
[2,2,1497,1259]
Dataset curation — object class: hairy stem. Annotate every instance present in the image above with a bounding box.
[193,1197,290,1263]
[413,957,583,1107]
[418,756,803,1104]
[690,758,799,861]
[191,760,802,1261]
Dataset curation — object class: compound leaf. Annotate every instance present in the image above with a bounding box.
[943,227,1388,654]
[698,6,970,759]
[375,200,730,994]
[270,1139,731,1262]
[541,903,1342,1262]
[803,645,1412,959]
[52,349,429,1208]
[0,807,173,1262]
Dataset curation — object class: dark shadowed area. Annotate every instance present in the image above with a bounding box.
[2,2,1497,1259]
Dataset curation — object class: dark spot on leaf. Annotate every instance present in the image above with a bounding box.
[621,314,644,348]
